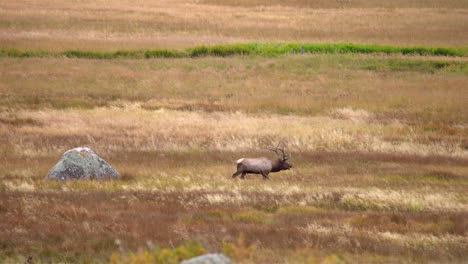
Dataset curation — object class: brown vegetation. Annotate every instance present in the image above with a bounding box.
[1,53,467,262]
[1,103,467,262]
[1,190,467,263]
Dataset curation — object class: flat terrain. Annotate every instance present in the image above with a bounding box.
[0,0,467,263]
[1,0,468,50]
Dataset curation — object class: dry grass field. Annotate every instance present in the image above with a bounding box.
[1,0,467,263]
[1,0,468,51]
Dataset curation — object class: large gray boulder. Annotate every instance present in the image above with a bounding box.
[46,147,120,180]
[181,254,231,264]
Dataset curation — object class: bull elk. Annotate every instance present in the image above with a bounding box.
[232,146,292,180]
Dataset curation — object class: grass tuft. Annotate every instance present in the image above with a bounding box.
[1,43,466,59]
[109,241,206,264]
[189,43,467,57]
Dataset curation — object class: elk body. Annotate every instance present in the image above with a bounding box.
[232,147,292,180]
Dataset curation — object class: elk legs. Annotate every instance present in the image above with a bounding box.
[232,170,242,178]
[261,171,270,180]
[240,172,246,179]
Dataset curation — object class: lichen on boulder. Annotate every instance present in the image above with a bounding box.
[46,147,120,180]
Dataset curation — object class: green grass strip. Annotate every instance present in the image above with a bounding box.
[1,43,466,59]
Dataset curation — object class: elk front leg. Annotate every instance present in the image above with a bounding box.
[261,171,270,180]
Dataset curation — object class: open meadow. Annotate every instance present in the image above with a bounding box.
[0,0,467,263]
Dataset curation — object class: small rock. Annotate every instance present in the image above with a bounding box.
[181,254,232,264]
[46,147,120,180]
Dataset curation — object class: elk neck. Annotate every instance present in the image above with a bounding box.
[271,159,284,172]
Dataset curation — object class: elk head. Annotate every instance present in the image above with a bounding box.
[267,145,292,170]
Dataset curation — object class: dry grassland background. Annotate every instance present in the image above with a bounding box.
[0,0,467,263]
[1,0,468,50]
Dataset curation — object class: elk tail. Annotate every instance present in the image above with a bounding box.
[236,158,245,164]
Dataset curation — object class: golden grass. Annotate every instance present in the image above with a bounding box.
[1,55,467,125]
[202,0,468,8]
[1,0,467,51]
[0,105,466,263]
[1,100,466,262]
[0,106,465,157]
[302,222,468,258]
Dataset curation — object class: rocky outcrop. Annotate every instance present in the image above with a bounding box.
[181,254,232,264]
[46,147,120,180]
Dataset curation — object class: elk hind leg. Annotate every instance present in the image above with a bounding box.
[232,168,243,178]
[240,172,247,179]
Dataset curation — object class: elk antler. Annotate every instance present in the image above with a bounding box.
[267,144,289,162]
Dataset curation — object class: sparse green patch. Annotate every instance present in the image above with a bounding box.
[252,204,280,213]
[359,58,468,73]
[1,43,466,60]
[109,241,206,264]
[384,173,468,186]
[338,198,385,212]
[191,210,228,222]
[190,43,468,57]
[232,212,271,224]
[0,115,40,126]
[221,235,255,262]
[277,206,328,214]
[191,210,272,224]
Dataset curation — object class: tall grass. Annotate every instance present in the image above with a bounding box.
[1,43,466,59]
[189,43,467,57]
